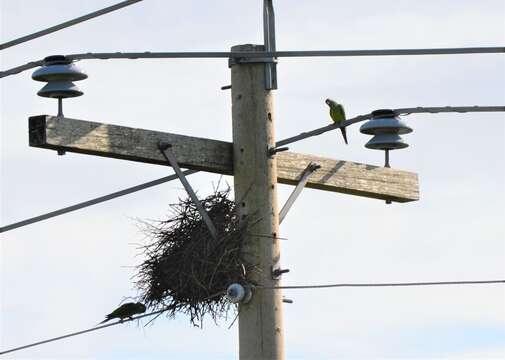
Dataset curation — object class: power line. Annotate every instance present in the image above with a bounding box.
[275,105,505,147]
[0,170,198,234]
[2,280,503,355]
[260,279,505,290]
[64,47,505,61]
[1,47,503,78]
[0,60,46,78]
[0,291,224,356]
[0,309,164,356]
[0,0,144,51]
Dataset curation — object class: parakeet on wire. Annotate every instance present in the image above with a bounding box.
[97,302,146,325]
[325,98,348,144]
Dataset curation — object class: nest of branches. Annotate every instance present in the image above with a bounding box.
[135,187,253,326]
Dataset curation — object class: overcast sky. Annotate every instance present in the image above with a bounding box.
[1,0,504,359]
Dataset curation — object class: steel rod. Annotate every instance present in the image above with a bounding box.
[158,143,217,239]
[263,0,277,89]
[279,162,320,224]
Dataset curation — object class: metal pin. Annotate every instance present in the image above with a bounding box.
[268,146,289,157]
[57,98,63,117]
[272,268,290,278]
[385,150,392,204]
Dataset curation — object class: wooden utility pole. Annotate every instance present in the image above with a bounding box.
[28,50,420,360]
[230,44,284,360]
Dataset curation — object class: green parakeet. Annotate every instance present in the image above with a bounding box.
[325,98,348,144]
[98,302,146,324]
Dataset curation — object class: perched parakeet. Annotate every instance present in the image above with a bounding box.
[325,98,348,144]
[98,302,146,324]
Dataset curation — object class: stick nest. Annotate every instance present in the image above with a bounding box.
[135,187,252,326]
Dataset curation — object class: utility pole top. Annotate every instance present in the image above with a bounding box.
[232,44,263,51]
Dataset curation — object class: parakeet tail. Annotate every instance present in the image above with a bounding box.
[340,127,348,145]
[97,317,111,326]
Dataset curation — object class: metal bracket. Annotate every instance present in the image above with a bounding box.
[158,141,218,239]
[272,267,290,280]
[228,0,278,90]
[279,162,321,224]
[228,56,277,67]
[263,0,278,89]
[268,145,289,157]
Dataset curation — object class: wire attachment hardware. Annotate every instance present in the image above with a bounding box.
[32,55,87,118]
[228,56,278,67]
[272,267,290,279]
[268,146,289,157]
[263,0,278,89]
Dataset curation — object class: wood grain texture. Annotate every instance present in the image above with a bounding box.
[230,44,284,360]
[29,115,419,202]
[29,115,232,174]
[276,152,419,203]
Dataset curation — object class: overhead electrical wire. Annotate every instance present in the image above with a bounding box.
[0,170,198,234]
[0,291,224,356]
[63,47,505,60]
[0,310,164,356]
[0,0,144,51]
[2,280,504,355]
[260,279,505,290]
[1,47,504,78]
[276,105,505,147]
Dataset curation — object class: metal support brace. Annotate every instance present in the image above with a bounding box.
[263,0,278,89]
[279,162,321,224]
[158,141,218,239]
[228,57,277,67]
